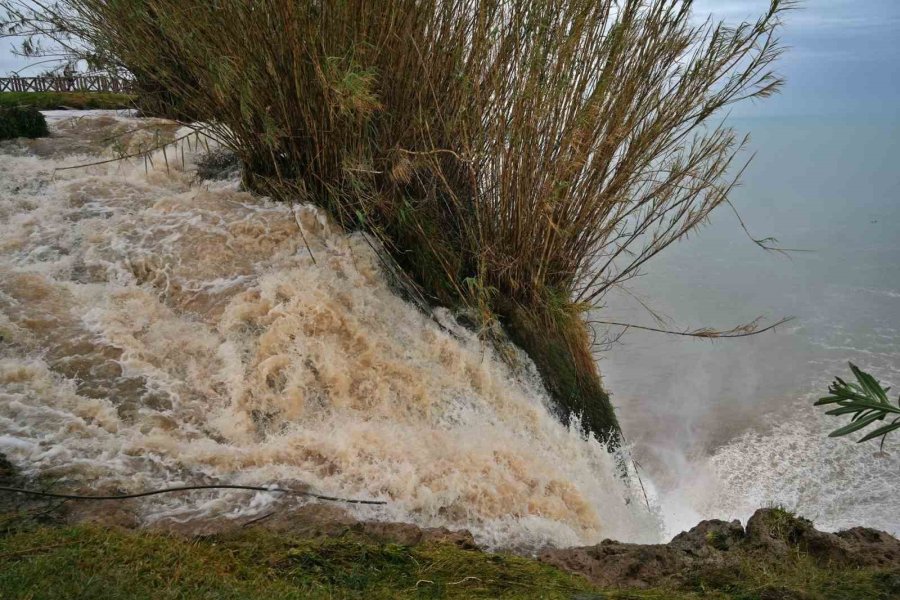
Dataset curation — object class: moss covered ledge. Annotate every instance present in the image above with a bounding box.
[1,506,897,599]
[500,301,621,447]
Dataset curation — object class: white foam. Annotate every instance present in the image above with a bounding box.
[0,113,661,549]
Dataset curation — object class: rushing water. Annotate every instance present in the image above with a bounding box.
[0,112,659,550]
[2,112,896,550]
[603,116,900,539]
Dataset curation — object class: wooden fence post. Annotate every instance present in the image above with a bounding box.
[0,76,134,95]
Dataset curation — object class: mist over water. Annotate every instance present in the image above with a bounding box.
[603,116,900,538]
[0,113,658,550]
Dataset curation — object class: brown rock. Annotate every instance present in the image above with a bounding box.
[745,508,900,568]
[0,453,15,482]
[540,541,689,589]
[256,503,358,537]
[670,518,745,554]
[835,527,900,568]
[356,521,426,545]
[421,526,478,549]
[540,509,900,589]
[356,521,477,549]
[66,502,142,530]
[540,518,747,588]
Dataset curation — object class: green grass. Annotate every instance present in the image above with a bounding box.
[686,555,899,600]
[0,91,135,110]
[0,523,595,599]
[0,518,896,600]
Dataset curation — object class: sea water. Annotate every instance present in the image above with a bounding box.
[603,116,900,538]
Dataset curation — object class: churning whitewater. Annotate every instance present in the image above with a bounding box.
[0,113,659,550]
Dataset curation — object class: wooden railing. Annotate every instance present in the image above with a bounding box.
[0,76,134,94]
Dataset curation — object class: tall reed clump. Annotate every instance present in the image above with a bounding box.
[13,0,791,444]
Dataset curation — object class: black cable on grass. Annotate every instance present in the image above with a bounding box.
[0,484,386,505]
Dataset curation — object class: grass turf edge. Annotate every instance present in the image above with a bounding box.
[1,518,898,599]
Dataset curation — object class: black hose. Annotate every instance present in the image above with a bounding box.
[0,484,386,505]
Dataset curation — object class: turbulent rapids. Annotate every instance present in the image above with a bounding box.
[0,113,659,549]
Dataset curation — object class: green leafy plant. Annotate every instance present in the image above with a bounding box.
[816,363,900,449]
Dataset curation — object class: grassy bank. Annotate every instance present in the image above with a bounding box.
[0,91,134,110]
[0,522,592,599]
[0,518,896,600]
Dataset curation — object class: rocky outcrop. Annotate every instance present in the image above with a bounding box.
[539,508,900,589]
[195,147,241,181]
[744,508,900,569]
[1,460,895,595]
[99,502,480,551]
[0,452,15,482]
[835,528,900,569]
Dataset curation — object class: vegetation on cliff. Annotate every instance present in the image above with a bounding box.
[0,0,792,442]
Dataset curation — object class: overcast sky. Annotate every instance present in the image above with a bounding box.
[3,1,899,117]
[695,0,900,117]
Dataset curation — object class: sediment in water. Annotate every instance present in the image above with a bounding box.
[0,112,658,550]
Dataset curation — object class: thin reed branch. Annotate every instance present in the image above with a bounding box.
[588,316,795,339]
